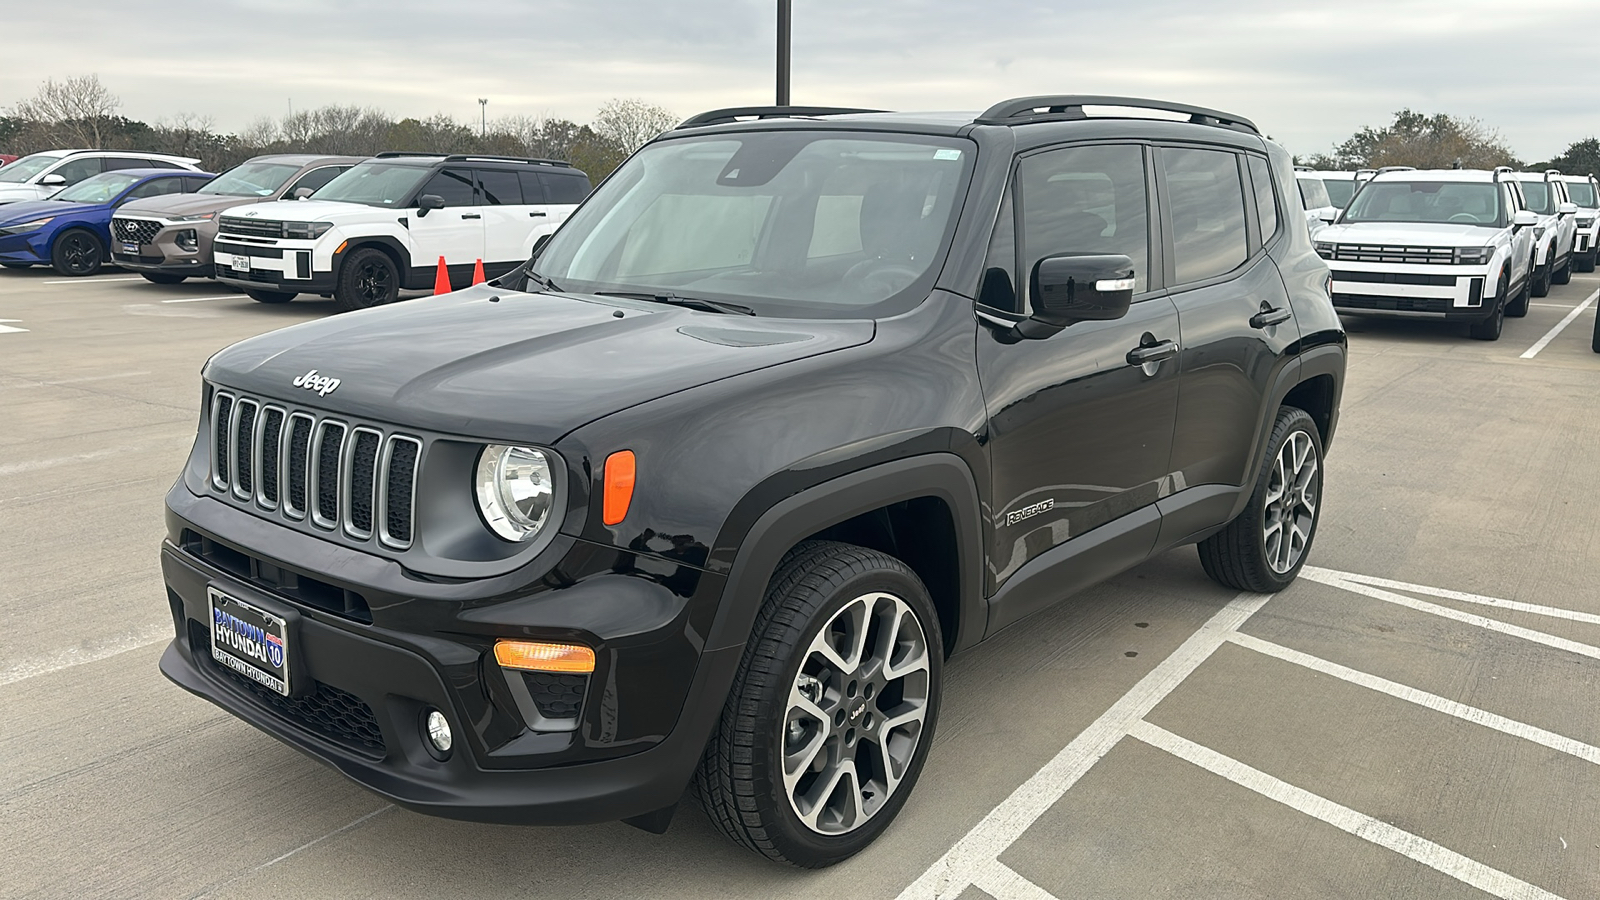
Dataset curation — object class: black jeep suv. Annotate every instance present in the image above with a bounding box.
[159,96,1345,867]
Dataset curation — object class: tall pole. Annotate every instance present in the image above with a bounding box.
[479,98,487,137]
[776,0,791,106]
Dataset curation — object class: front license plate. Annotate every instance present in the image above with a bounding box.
[231,255,251,273]
[209,588,290,695]
[120,242,139,254]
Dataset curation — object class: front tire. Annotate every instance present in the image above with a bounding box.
[1502,273,1528,319]
[1578,249,1598,274]
[1553,250,1573,285]
[1468,294,1505,341]
[334,247,399,312]
[245,289,297,304]
[1198,406,1324,593]
[697,541,942,868]
[1532,254,1552,297]
[50,228,104,277]
[140,272,187,285]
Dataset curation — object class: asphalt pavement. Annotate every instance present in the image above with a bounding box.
[3,265,1599,899]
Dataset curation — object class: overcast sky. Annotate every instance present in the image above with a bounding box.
[3,0,1595,161]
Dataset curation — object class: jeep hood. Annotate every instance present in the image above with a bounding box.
[204,285,875,445]
[1318,222,1500,247]
[120,192,265,219]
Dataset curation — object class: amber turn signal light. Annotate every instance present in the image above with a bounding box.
[494,640,596,674]
[603,450,636,526]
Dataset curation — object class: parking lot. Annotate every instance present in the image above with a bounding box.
[3,266,1599,899]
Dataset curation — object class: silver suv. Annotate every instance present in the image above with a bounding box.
[0,149,203,205]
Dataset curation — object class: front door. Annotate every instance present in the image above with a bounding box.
[409,166,485,289]
[976,142,1181,608]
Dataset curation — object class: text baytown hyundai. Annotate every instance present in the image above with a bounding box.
[159,96,1346,867]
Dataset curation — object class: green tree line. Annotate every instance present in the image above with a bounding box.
[1296,108,1600,174]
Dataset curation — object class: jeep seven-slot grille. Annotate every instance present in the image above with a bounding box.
[210,391,421,550]
[218,216,283,239]
[1329,245,1455,265]
[112,218,162,245]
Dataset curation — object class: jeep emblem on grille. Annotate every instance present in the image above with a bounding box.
[292,369,341,397]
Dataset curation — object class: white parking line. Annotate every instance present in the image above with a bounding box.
[1130,721,1568,900]
[0,318,27,334]
[895,591,1271,900]
[970,860,1058,900]
[1520,287,1598,358]
[0,446,126,477]
[1308,566,1600,627]
[160,296,235,304]
[0,626,170,688]
[186,805,393,900]
[1227,632,1600,766]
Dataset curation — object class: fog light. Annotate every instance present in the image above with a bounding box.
[425,709,452,753]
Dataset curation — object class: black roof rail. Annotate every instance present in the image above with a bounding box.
[975,95,1259,134]
[441,154,574,168]
[374,151,443,159]
[677,106,888,129]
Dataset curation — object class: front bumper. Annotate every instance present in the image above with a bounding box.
[159,489,738,825]
[0,230,50,264]
[1327,260,1498,321]
[213,238,335,295]
[110,220,217,274]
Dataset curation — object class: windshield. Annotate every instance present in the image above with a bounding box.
[53,172,143,203]
[1297,177,1332,210]
[1342,181,1503,226]
[532,132,973,318]
[1568,182,1599,208]
[1520,181,1555,215]
[1324,178,1356,208]
[0,153,63,183]
[311,162,430,207]
[200,161,302,197]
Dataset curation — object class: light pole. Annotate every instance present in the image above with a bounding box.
[776,0,790,106]
[478,98,488,137]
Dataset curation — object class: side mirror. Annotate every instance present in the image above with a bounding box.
[417,194,445,217]
[1013,253,1134,339]
[292,187,314,201]
[1317,208,1339,224]
[1513,209,1539,229]
[39,173,66,187]
[1558,201,1578,216]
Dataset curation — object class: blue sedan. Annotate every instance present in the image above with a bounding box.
[0,168,215,276]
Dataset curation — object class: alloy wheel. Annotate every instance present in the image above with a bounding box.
[357,261,392,304]
[782,591,930,835]
[1262,430,1319,574]
[60,233,100,275]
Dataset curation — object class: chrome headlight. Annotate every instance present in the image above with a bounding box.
[474,445,556,541]
[1453,247,1493,265]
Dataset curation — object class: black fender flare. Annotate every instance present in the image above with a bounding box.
[1226,342,1345,524]
[335,236,411,286]
[704,452,987,658]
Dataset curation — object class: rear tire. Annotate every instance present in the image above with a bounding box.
[697,540,942,868]
[334,247,399,312]
[245,289,296,304]
[140,272,187,285]
[1198,406,1324,593]
[50,228,104,277]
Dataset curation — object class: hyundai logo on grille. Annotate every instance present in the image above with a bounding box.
[293,369,341,397]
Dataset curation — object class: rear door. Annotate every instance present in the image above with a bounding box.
[476,167,533,273]
[408,166,484,285]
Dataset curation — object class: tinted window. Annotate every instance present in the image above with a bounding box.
[126,177,185,200]
[1163,147,1248,284]
[517,171,546,204]
[1344,181,1502,225]
[540,172,591,205]
[312,162,430,207]
[287,166,345,196]
[1569,181,1598,208]
[1324,178,1356,208]
[978,188,1018,312]
[1296,176,1332,210]
[53,157,105,185]
[1018,144,1150,298]
[419,168,476,206]
[185,177,212,192]
[104,157,148,171]
[477,169,523,205]
[1250,157,1279,241]
[1521,181,1553,214]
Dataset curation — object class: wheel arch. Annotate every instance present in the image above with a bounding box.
[337,236,409,285]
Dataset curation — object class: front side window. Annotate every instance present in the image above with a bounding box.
[1324,178,1357,208]
[311,163,432,207]
[1519,181,1554,215]
[0,153,63,183]
[1343,181,1504,226]
[1163,147,1248,284]
[419,168,476,207]
[533,132,973,318]
[53,157,105,185]
[1568,181,1599,208]
[1018,144,1150,299]
[201,161,303,197]
[285,166,345,196]
[54,171,143,203]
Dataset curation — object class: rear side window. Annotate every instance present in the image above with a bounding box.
[419,168,476,207]
[540,172,590,205]
[1017,143,1151,297]
[1163,147,1248,284]
[1248,156,1280,242]
[476,169,522,205]
[517,171,546,204]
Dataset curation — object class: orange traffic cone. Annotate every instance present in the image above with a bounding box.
[433,257,450,295]
[471,258,486,285]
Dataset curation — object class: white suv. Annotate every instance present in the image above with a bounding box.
[211,153,591,311]
[1507,170,1578,295]
[1294,168,1340,233]
[1315,167,1537,340]
[1297,168,1363,210]
[0,149,203,205]
[1560,173,1599,272]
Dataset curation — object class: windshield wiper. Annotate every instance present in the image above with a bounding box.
[594,291,755,316]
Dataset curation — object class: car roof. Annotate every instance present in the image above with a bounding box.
[1300,170,1356,178]
[1369,169,1499,183]
[246,154,366,166]
[1507,171,1560,181]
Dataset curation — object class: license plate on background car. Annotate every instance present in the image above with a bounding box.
[208,588,290,695]
[231,255,251,273]
[120,243,138,254]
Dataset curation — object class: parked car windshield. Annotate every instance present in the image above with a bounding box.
[53,172,144,203]
[1297,177,1333,209]
[200,162,303,197]
[532,132,973,318]
[1564,182,1597,208]
[1342,180,1504,226]
[311,162,431,207]
[1520,181,1556,215]
[0,153,63,183]
[1324,178,1356,208]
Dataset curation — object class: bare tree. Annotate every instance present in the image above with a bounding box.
[593,98,678,155]
[11,74,122,147]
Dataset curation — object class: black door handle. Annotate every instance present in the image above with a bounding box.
[1126,340,1180,366]
[529,211,547,217]
[1250,307,1292,328]
[461,213,482,220]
